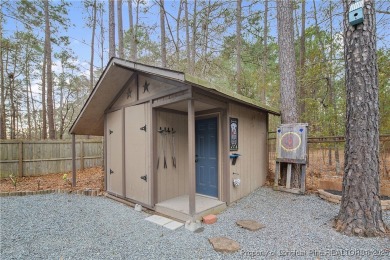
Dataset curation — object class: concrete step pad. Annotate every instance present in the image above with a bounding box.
[145,215,184,230]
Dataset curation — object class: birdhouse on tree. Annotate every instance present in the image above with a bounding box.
[349,0,364,26]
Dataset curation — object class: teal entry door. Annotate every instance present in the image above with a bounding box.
[195,117,218,197]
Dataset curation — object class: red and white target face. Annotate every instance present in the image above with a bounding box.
[280,132,301,151]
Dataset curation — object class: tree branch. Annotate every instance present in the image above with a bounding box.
[376,10,390,15]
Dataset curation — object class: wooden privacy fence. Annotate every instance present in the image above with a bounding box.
[0,139,103,178]
[268,134,390,180]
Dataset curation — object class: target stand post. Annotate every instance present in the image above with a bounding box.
[273,123,308,195]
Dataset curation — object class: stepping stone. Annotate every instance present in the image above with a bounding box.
[236,220,265,231]
[145,215,172,226]
[209,237,240,253]
[145,215,184,230]
[163,221,184,230]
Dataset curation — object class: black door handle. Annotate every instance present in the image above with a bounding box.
[195,155,198,163]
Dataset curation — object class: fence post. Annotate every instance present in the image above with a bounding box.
[72,134,76,187]
[80,141,84,171]
[18,141,23,177]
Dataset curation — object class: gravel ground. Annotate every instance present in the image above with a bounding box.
[1,187,389,259]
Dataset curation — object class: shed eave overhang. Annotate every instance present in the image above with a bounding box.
[184,74,280,116]
[69,58,280,136]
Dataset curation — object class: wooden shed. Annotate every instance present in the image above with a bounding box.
[70,58,280,221]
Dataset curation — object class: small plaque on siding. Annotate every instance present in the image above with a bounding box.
[276,123,308,163]
[230,118,238,151]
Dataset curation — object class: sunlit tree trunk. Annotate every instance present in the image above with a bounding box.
[134,0,140,61]
[89,0,97,90]
[190,0,197,74]
[44,0,55,139]
[335,0,388,237]
[9,46,17,140]
[236,0,242,94]
[277,0,298,124]
[24,43,32,139]
[41,45,47,140]
[98,5,105,69]
[160,0,167,67]
[117,0,124,58]
[0,14,6,139]
[176,0,182,65]
[184,0,190,71]
[329,1,341,174]
[28,75,38,138]
[277,0,299,188]
[201,0,211,76]
[58,59,65,139]
[109,0,116,58]
[261,0,268,102]
[128,0,135,60]
[299,0,306,119]
[9,73,15,139]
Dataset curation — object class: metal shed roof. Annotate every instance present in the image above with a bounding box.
[69,58,280,136]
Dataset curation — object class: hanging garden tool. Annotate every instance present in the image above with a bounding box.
[163,127,168,168]
[171,128,176,168]
[157,127,164,169]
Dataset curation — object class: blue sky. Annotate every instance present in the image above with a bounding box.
[3,0,389,75]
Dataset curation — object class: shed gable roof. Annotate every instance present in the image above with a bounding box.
[70,58,280,136]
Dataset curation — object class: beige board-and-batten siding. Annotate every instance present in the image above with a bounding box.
[0,140,103,178]
[156,110,189,203]
[229,103,268,203]
[155,103,269,204]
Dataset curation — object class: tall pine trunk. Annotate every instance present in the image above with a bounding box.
[117,0,124,58]
[24,44,32,139]
[109,0,116,58]
[29,74,38,139]
[335,0,388,237]
[98,6,104,69]
[0,13,6,139]
[58,60,65,139]
[190,0,197,74]
[261,0,268,102]
[90,0,97,90]
[329,1,341,174]
[277,0,299,188]
[9,67,16,139]
[299,0,306,119]
[134,0,140,60]
[176,0,182,65]
[277,0,298,124]
[201,0,211,76]
[184,0,190,71]
[41,45,47,140]
[160,0,167,68]
[44,0,55,139]
[128,0,135,60]
[236,0,242,94]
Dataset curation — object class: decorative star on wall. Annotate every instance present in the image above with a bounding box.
[143,81,150,93]
[127,87,132,99]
